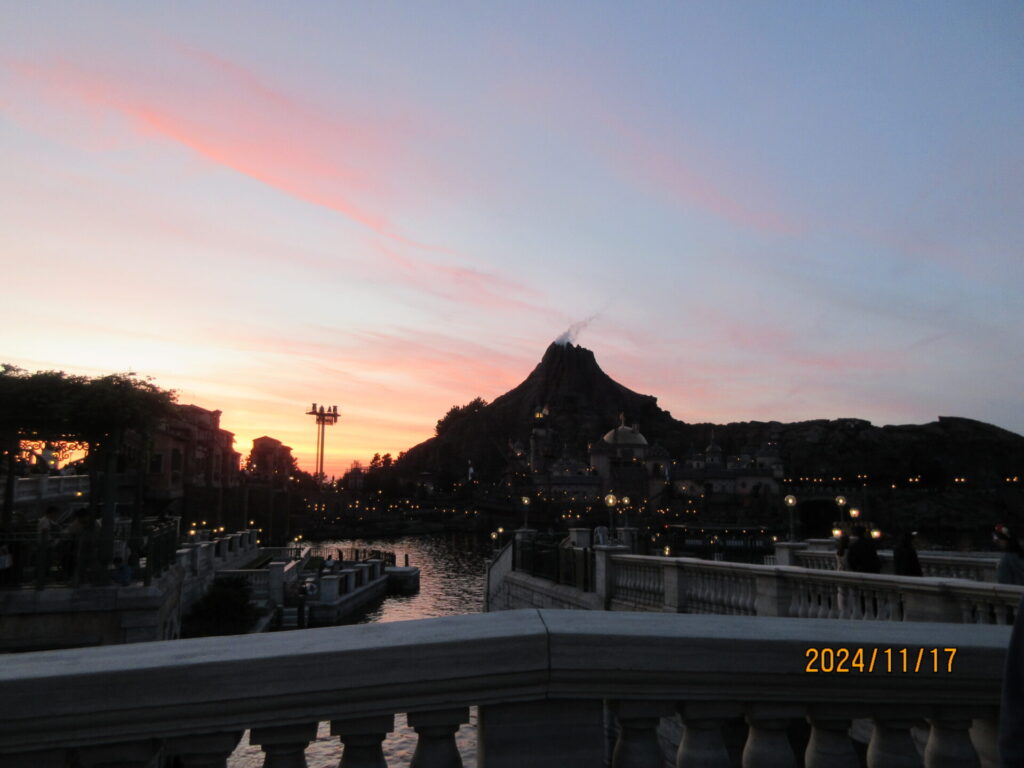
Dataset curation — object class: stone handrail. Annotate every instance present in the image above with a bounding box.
[604,554,1024,624]
[0,610,1011,767]
[484,539,514,612]
[793,544,1000,582]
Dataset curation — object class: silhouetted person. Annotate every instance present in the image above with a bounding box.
[995,525,1024,586]
[893,531,923,577]
[835,533,850,571]
[847,525,881,574]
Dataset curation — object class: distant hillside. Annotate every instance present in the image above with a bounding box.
[397,342,1024,486]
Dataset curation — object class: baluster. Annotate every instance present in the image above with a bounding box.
[788,584,802,617]
[852,587,866,620]
[77,739,161,768]
[168,731,243,768]
[408,707,469,768]
[925,710,980,768]
[676,703,740,768]
[805,708,858,768]
[743,705,801,768]
[251,722,318,768]
[1,748,66,768]
[332,714,394,768]
[611,700,674,767]
[817,585,830,618]
[868,711,924,767]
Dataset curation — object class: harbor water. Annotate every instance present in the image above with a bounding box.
[228,532,491,767]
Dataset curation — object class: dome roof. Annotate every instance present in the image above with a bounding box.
[603,425,648,446]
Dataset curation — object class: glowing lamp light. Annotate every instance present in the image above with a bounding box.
[835,496,847,507]
[832,528,843,538]
[849,508,861,519]
[497,527,504,533]
[663,546,671,556]
[622,496,631,505]
[784,495,797,507]
[490,532,498,541]
[870,529,882,540]
[604,494,618,507]
[520,496,531,506]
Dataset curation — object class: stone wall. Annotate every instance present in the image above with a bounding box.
[489,570,602,611]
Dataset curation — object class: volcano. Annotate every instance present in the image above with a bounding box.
[396,342,1024,491]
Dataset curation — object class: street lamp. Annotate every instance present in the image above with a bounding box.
[604,493,617,534]
[520,495,531,529]
[784,494,797,541]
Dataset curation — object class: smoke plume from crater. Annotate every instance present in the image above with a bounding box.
[554,315,598,346]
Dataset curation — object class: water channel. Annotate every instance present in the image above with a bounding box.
[228,532,491,768]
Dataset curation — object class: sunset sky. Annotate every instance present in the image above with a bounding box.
[3,3,1022,478]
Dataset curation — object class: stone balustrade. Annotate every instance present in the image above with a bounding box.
[605,554,1024,624]
[0,609,1010,767]
[495,549,1024,624]
[786,541,1001,582]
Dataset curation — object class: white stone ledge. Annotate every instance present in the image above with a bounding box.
[0,609,1011,754]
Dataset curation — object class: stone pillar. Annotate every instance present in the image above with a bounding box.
[617,527,638,553]
[251,722,318,768]
[868,709,924,768]
[78,739,161,768]
[331,714,394,768]
[320,574,340,602]
[773,542,808,566]
[753,569,793,617]
[478,699,604,768]
[199,542,215,574]
[355,563,372,587]
[662,561,685,612]
[743,705,801,768]
[676,703,740,768]
[408,707,469,768]
[611,700,674,768]
[268,561,286,605]
[567,528,592,548]
[805,706,859,768]
[339,568,356,594]
[925,709,980,768]
[594,545,629,608]
[168,731,243,768]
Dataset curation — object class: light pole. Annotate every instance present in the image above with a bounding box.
[784,494,797,541]
[520,495,531,529]
[835,495,847,533]
[604,493,617,535]
[305,403,339,485]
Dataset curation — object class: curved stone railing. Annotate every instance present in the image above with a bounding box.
[599,554,1024,625]
[484,539,514,611]
[792,545,1001,582]
[0,609,1010,767]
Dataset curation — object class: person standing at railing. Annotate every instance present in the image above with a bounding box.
[893,531,923,577]
[995,525,1024,586]
[847,525,881,574]
[835,532,850,571]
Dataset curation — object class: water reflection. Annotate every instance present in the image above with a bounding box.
[329,532,491,623]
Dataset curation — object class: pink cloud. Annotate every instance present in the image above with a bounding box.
[2,55,450,252]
